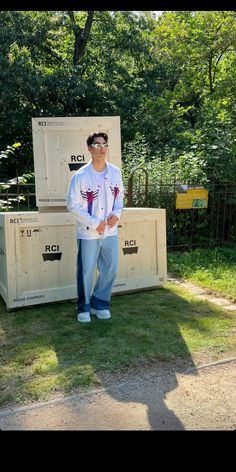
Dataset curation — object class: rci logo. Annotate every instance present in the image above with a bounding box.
[38,121,47,126]
[45,245,60,252]
[10,218,21,224]
[71,155,85,162]
[124,240,136,246]
[68,155,86,171]
[122,240,138,255]
[42,245,62,261]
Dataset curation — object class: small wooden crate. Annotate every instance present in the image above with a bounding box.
[114,208,167,293]
[0,211,77,309]
[32,116,122,208]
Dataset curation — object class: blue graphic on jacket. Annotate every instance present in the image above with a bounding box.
[81,189,99,215]
[110,185,120,210]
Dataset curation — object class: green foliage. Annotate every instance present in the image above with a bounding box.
[0,142,35,211]
[190,100,236,183]
[122,133,208,207]
[0,10,236,190]
[168,245,236,300]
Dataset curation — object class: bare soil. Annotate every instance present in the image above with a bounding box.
[0,354,235,430]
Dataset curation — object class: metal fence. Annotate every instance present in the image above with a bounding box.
[1,177,236,250]
[166,183,236,249]
[0,183,37,212]
[127,169,236,250]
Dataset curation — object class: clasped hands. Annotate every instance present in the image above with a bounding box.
[96,214,118,234]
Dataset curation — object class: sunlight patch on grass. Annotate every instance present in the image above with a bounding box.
[0,364,100,404]
[24,375,61,400]
[32,349,59,375]
[0,362,100,406]
[25,364,100,399]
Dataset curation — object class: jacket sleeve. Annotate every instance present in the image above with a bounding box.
[67,173,101,230]
[111,170,124,221]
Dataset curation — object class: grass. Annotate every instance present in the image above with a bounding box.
[168,244,236,301]
[0,275,235,408]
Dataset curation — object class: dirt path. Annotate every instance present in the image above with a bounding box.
[168,277,236,311]
[0,357,235,430]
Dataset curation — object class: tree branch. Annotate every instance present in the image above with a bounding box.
[208,52,214,94]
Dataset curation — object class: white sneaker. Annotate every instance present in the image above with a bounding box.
[90,308,111,320]
[77,312,91,323]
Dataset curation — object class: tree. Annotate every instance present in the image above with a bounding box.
[67,11,94,66]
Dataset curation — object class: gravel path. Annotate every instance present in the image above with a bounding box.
[0,357,235,430]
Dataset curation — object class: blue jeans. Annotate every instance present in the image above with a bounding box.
[76,236,118,313]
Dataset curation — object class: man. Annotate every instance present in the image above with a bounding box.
[67,131,124,323]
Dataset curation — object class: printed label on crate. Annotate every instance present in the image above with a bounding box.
[122,240,138,255]
[20,228,41,237]
[37,121,64,126]
[68,154,86,171]
[13,294,45,302]
[9,216,39,224]
[42,244,62,261]
[113,282,127,288]
[38,198,67,203]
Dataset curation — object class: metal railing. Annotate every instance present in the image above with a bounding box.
[1,177,236,250]
[127,170,236,249]
[0,182,37,211]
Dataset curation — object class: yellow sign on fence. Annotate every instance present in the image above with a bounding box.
[176,185,209,209]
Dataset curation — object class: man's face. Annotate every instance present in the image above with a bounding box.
[88,137,108,160]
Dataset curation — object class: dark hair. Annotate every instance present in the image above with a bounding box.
[87,132,108,147]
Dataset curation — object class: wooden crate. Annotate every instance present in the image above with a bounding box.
[114,208,167,293]
[0,211,77,309]
[32,116,122,208]
[0,208,167,310]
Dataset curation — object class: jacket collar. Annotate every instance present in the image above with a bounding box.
[88,160,112,181]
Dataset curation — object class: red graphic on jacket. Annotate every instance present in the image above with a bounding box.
[110,185,120,210]
[81,189,99,215]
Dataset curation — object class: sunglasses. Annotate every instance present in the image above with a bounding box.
[89,143,109,149]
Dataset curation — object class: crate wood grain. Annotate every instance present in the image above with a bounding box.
[0,208,167,309]
[32,116,122,208]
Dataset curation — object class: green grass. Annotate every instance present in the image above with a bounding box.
[168,245,236,301]
[0,280,235,408]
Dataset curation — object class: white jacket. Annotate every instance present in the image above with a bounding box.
[67,160,124,239]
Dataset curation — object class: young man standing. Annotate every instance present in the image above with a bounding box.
[67,132,124,323]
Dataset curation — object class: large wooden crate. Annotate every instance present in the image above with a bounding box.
[32,116,122,208]
[0,208,167,310]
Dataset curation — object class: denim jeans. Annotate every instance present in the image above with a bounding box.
[76,235,118,313]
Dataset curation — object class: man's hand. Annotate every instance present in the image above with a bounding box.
[96,220,107,234]
[107,214,118,228]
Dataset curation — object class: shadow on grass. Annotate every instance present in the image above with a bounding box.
[0,285,231,430]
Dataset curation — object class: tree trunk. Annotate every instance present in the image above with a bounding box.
[68,11,94,67]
